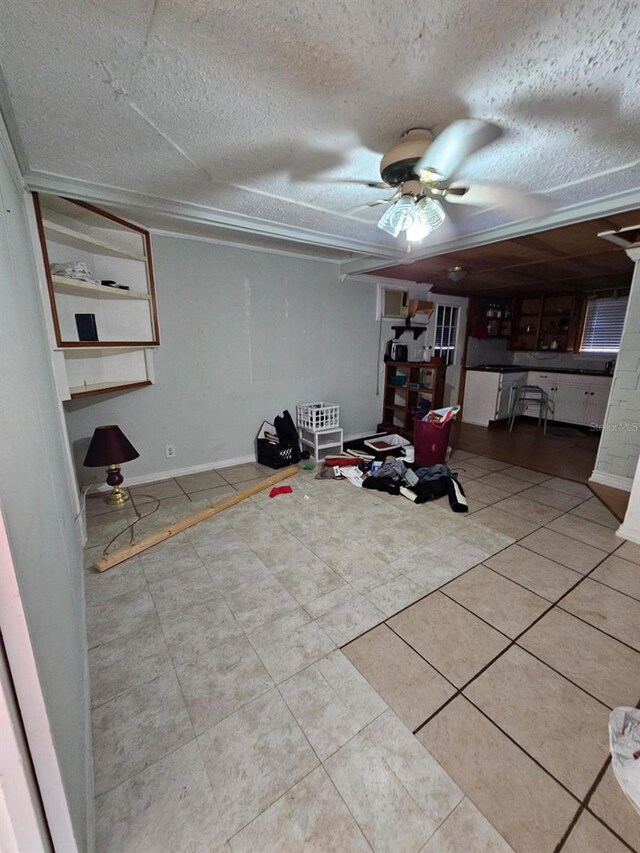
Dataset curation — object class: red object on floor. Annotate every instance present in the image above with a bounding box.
[323,457,355,467]
[269,485,293,498]
[414,417,453,466]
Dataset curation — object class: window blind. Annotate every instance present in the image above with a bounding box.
[580,296,628,353]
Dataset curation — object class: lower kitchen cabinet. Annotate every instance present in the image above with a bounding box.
[552,383,584,422]
[462,371,526,426]
[463,369,612,428]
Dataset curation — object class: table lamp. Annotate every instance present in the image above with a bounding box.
[83,425,139,506]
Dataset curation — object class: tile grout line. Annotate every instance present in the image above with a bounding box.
[412,536,628,737]
[86,457,632,846]
[560,742,640,853]
[92,736,204,801]
[553,757,612,853]
[574,572,640,604]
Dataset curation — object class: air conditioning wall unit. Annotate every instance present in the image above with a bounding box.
[382,287,409,319]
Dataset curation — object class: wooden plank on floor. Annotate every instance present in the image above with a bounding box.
[93,465,298,573]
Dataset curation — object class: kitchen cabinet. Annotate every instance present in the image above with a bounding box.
[463,369,612,428]
[462,370,526,426]
[496,372,528,420]
[552,374,612,426]
[552,382,587,423]
[584,383,610,427]
[510,295,582,353]
[511,298,542,351]
[518,371,556,419]
[468,296,513,339]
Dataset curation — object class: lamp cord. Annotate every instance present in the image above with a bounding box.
[101,491,161,556]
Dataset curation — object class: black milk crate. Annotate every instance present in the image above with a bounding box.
[257,439,300,469]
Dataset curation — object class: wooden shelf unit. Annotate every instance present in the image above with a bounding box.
[468,296,514,340]
[378,361,446,438]
[511,295,581,352]
[34,193,160,400]
[51,275,152,300]
[69,380,152,399]
[42,219,147,261]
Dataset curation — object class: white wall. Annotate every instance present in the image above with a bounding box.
[65,235,383,484]
[593,252,640,489]
[0,144,91,849]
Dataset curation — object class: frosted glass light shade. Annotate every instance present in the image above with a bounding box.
[377,194,416,237]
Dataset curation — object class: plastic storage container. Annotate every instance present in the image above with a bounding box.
[414,417,453,467]
[296,402,340,431]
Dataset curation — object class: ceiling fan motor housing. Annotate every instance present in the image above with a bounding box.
[380,128,433,187]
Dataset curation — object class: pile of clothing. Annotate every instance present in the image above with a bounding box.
[362,459,467,512]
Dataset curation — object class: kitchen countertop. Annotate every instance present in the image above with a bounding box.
[466,365,612,377]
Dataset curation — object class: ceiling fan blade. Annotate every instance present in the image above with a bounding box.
[328,178,390,188]
[415,119,503,180]
[345,192,399,215]
[346,200,387,214]
[444,183,553,219]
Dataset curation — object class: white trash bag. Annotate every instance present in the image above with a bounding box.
[608,706,640,815]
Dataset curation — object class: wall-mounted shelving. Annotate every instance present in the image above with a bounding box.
[511,295,581,352]
[33,193,160,400]
[42,219,147,261]
[51,274,152,300]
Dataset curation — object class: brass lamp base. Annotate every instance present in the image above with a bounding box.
[105,464,130,506]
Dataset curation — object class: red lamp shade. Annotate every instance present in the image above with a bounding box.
[83,425,139,468]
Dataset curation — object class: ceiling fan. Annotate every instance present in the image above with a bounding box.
[339,120,551,242]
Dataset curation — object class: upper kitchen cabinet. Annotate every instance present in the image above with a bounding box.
[468,296,513,339]
[538,295,581,352]
[510,295,582,352]
[33,193,159,399]
[511,297,542,351]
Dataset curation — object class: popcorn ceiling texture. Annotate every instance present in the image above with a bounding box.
[0,0,639,251]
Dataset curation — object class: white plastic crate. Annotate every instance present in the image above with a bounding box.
[296,401,340,431]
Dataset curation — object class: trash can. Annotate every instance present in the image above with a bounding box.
[414,417,452,467]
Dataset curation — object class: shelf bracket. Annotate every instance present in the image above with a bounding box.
[392,324,428,340]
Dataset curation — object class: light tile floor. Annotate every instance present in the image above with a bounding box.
[84,456,640,852]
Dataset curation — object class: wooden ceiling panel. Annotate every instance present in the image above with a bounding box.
[372,210,639,296]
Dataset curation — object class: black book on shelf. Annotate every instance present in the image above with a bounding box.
[75,313,98,341]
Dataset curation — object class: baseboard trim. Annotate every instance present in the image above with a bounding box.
[589,470,634,492]
[93,429,378,491]
[616,521,640,545]
[93,453,257,491]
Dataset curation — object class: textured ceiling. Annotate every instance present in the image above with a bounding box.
[1,0,639,259]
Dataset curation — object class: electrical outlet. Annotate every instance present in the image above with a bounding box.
[165,444,176,459]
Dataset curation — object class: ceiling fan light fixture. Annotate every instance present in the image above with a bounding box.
[405,219,432,242]
[446,265,468,282]
[376,194,416,237]
[405,196,446,242]
[416,196,446,229]
[418,167,444,183]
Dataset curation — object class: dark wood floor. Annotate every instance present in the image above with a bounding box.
[451,419,600,483]
[588,482,630,522]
